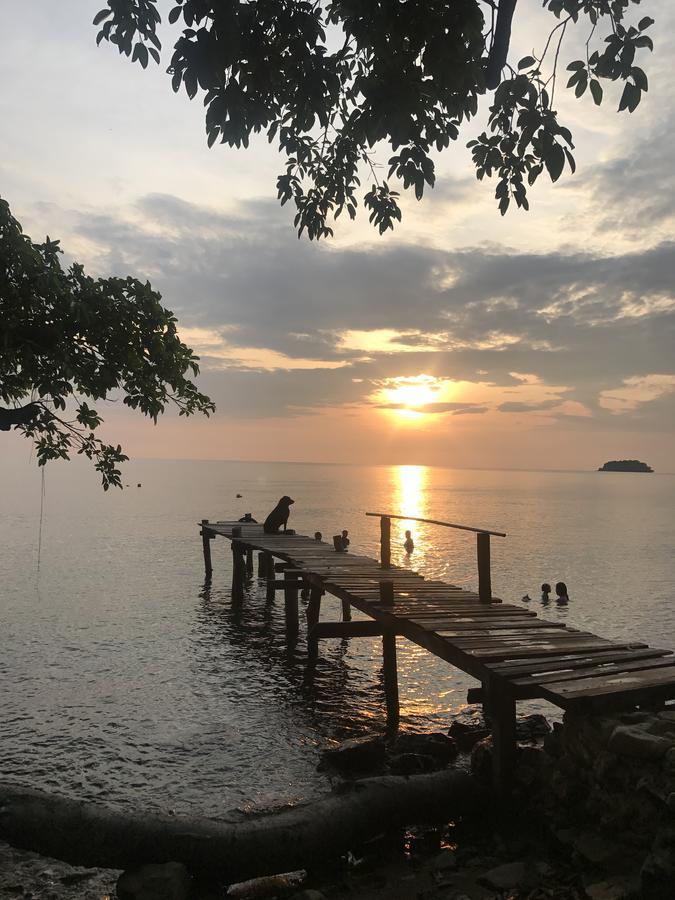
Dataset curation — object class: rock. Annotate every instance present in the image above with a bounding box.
[289,891,326,900]
[448,717,490,751]
[515,713,552,741]
[585,877,637,900]
[573,831,618,865]
[424,849,457,873]
[479,860,527,891]
[320,736,386,773]
[388,753,440,775]
[470,735,492,777]
[391,732,458,763]
[657,709,675,724]
[608,725,674,760]
[641,828,675,900]
[116,862,190,900]
[662,746,675,774]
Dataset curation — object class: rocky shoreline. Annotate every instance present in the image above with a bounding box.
[1,706,673,899]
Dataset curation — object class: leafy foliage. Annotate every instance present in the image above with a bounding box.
[0,198,214,489]
[94,0,654,235]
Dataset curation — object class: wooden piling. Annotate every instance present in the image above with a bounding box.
[477,532,492,603]
[245,549,254,578]
[306,586,322,630]
[382,629,399,730]
[341,599,352,622]
[200,519,213,577]
[380,515,391,569]
[488,680,516,796]
[257,552,266,578]
[379,579,394,607]
[231,540,246,601]
[284,570,299,637]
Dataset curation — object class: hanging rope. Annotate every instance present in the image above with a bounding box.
[37,466,45,573]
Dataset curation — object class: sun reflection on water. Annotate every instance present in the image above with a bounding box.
[393,465,429,553]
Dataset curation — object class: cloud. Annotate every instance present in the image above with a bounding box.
[599,374,675,415]
[45,192,674,426]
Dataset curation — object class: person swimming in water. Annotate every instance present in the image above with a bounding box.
[555,581,569,603]
[541,583,551,603]
[403,530,414,553]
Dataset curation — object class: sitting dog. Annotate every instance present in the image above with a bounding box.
[263,496,294,534]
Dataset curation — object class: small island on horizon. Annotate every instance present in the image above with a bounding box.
[598,459,654,473]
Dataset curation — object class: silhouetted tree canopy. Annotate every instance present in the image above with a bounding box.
[0,198,215,489]
[95,0,654,238]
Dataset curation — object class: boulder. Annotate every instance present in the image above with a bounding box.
[116,862,190,900]
[389,753,440,775]
[479,860,527,891]
[607,725,674,760]
[573,831,618,865]
[585,877,637,900]
[641,828,675,900]
[319,736,386,773]
[391,732,458,764]
[448,717,490,752]
[470,735,493,777]
[515,713,552,741]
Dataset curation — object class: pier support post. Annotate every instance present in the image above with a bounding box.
[200,520,214,578]
[379,579,399,729]
[231,539,246,601]
[306,586,322,659]
[341,599,352,622]
[264,554,276,602]
[477,532,492,603]
[380,516,391,569]
[257,552,266,578]
[489,680,516,797]
[382,629,399,731]
[245,549,254,578]
[284,571,299,639]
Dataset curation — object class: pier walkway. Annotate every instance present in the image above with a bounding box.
[199,514,675,790]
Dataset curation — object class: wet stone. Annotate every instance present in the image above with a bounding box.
[479,860,527,891]
[391,731,458,764]
[116,862,191,900]
[320,735,386,773]
[607,725,674,760]
[389,752,440,775]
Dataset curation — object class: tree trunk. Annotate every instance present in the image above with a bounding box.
[0,771,485,880]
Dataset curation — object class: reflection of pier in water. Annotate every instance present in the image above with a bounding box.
[195,577,399,742]
[199,513,675,792]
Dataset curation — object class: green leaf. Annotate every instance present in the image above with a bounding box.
[544,143,565,182]
[589,79,603,106]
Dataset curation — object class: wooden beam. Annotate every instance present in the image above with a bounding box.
[477,532,491,603]
[380,516,391,569]
[284,570,299,638]
[488,679,516,797]
[311,621,386,639]
[382,629,399,730]
[200,520,213,578]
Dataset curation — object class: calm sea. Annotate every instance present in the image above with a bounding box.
[1,458,674,816]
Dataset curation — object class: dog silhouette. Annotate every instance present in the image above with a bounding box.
[263,496,295,534]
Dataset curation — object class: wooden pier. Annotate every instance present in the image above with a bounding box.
[199,513,675,792]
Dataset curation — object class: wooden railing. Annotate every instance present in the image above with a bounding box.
[365,512,506,603]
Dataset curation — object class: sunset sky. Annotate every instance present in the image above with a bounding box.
[2,1,674,472]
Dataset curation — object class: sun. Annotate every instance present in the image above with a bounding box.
[375,375,443,423]
[383,381,439,408]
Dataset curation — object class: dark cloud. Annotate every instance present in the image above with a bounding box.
[498,400,561,413]
[67,192,675,424]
